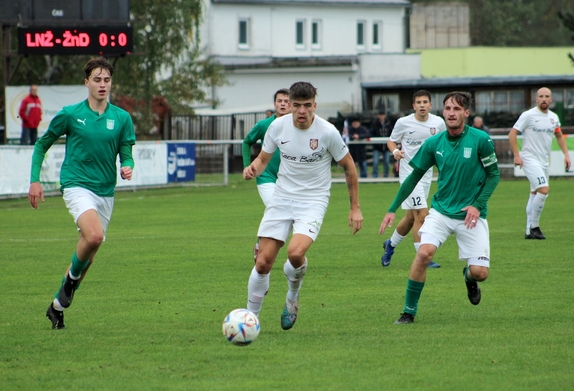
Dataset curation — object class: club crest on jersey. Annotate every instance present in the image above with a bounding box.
[550,119,555,124]
[106,119,115,130]
[430,127,436,135]
[464,147,472,158]
[310,139,318,150]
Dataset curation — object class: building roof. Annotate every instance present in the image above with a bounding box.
[362,75,574,90]
[212,0,410,5]
[215,55,357,70]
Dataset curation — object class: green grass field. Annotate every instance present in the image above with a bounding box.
[1,177,573,390]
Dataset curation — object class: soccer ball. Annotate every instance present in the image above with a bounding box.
[222,308,260,346]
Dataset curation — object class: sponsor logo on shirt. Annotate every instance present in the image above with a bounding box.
[532,127,555,133]
[282,147,326,163]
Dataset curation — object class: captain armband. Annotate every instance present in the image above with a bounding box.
[481,152,498,167]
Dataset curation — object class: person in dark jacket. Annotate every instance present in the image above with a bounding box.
[348,118,370,178]
[370,109,392,177]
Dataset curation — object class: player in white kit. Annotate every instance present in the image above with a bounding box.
[509,87,571,239]
[381,90,446,268]
[243,82,363,331]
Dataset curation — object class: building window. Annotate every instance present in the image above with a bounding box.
[476,90,524,114]
[432,92,448,113]
[296,20,305,49]
[311,19,321,50]
[357,21,365,48]
[372,21,381,49]
[532,88,574,110]
[565,89,574,109]
[238,18,250,49]
[372,93,399,113]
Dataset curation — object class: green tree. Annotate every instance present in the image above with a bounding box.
[471,0,573,46]
[411,0,573,47]
[1,0,225,136]
[558,9,574,64]
[114,0,226,129]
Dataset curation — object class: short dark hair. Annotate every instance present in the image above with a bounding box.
[413,90,432,103]
[274,88,290,102]
[289,82,317,101]
[84,57,114,80]
[443,91,472,110]
[377,109,386,115]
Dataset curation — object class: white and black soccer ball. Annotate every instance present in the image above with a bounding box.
[222,308,260,346]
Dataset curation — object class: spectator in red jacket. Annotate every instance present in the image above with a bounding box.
[19,85,42,145]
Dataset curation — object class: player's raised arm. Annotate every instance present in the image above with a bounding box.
[387,139,403,161]
[379,212,395,235]
[337,152,363,234]
[508,128,523,168]
[28,182,44,209]
[554,130,571,171]
[243,150,273,180]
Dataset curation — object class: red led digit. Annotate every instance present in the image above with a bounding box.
[118,33,127,46]
[99,33,108,46]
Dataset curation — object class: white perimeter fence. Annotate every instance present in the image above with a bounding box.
[1,136,572,199]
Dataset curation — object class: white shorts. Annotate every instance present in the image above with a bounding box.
[401,180,431,210]
[419,208,490,268]
[257,198,327,243]
[522,160,549,192]
[63,187,114,236]
[257,183,276,207]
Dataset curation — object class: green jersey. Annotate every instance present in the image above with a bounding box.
[31,100,136,197]
[389,125,499,219]
[242,115,280,185]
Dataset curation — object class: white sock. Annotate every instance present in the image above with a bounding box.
[52,299,65,311]
[247,267,269,316]
[390,230,405,248]
[531,193,548,228]
[284,258,307,303]
[526,193,535,233]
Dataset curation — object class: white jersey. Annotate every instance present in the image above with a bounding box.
[389,113,446,182]
[513,106,561,167]
[262,114,349,205]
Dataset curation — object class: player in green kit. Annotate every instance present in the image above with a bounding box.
[242,89,290,259]
[380,91,500,324]
[28,57,136,329]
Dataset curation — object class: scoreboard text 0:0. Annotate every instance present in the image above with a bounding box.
[18,26,133,56]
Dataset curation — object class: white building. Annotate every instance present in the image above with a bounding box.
[198,0,420,118]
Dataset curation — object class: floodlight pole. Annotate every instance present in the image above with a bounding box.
[1,25,25,145]
[2,26,22,85]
